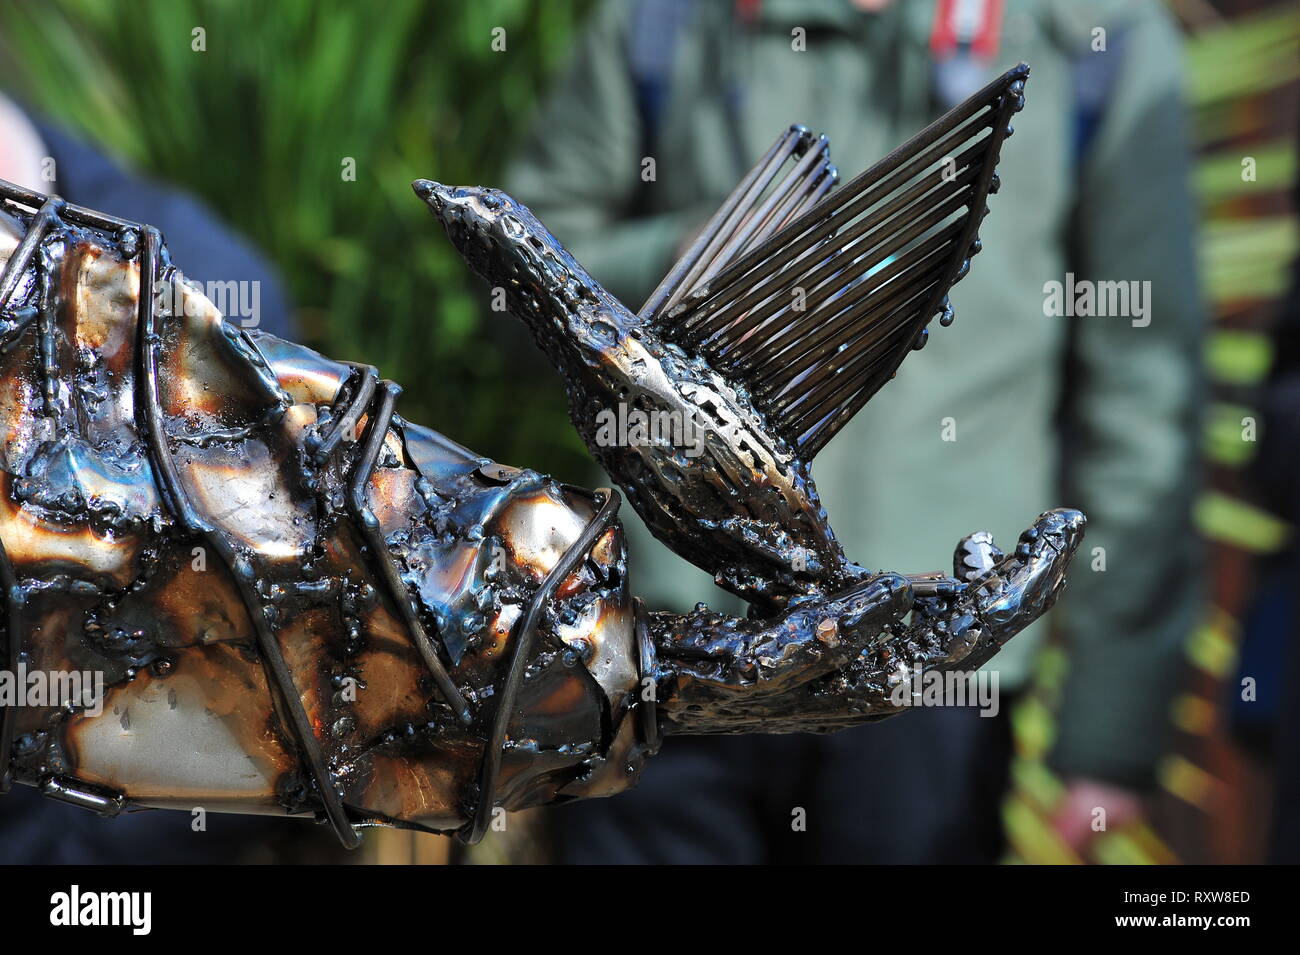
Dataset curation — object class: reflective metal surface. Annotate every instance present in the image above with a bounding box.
[0,63,1084,847]
[421,66,1031,613]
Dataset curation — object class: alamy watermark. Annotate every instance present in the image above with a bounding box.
[889,664,1000,717]
[0,664,104,716]
[50,885,151,935]
[594,402,707,458]
[1043,273,1151,328]
[156,269,262,328]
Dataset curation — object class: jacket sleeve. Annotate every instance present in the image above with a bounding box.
[1047,7,1206,789]
[504,0,708,307]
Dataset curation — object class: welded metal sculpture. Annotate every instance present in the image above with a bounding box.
[0,63,1083,847]
[424,65,1033,613]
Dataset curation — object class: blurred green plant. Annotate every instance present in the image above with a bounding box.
[1185,3,1298,529]
[1186,2,1300,130]
[1008,0,1299,866]
[1189,4,1300,322]
[0,0,594,477]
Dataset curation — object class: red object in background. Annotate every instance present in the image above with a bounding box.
[735,0,761,26]
[931,0,1004,60]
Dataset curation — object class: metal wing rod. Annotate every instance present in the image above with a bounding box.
[665,65,1026,329]
[646,63,1029,459]
[638,125,837,321]
[683,134,990,353]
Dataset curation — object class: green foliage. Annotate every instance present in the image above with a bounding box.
[0,0,593,477]
[1186,4,1300,314]
[1184,4,1300,113]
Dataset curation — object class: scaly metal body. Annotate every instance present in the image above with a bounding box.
[0,65,1083,848]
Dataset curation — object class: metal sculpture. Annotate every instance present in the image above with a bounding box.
[422,65,1030,612]
[0,63,1083,848]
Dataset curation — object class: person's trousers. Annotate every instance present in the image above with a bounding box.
[547,700,1017,864]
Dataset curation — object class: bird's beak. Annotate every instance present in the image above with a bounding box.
[412,179,450,216]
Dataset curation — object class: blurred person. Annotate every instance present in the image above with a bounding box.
[506,0,1204,863]
[1249,114,1300,864]
[0,91,328,863]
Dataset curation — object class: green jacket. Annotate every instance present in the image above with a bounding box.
[506,0,1204,788]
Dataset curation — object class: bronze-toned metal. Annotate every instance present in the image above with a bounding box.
[134,225,360,847]
[345,378,472,728]
[0,535,21,793]
[0,62,1084,848]
[459,486,620,845]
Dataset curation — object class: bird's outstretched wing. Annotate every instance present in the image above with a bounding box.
[640,64,1028,460]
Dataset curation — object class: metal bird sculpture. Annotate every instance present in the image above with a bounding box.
[419,65,1028,612]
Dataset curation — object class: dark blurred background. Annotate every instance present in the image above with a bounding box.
[0,0,1295,864]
